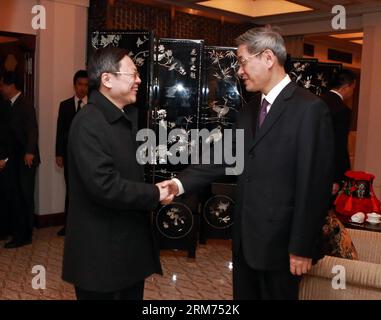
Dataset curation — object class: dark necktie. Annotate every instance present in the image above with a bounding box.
[76,99,82,113]
[258,98,270,128]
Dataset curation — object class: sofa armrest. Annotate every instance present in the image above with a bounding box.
[300,256,381,300]
[309,256,381,288]
[347,229,381,264]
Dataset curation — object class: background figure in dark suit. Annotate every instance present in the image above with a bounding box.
[55,70,88,236]
[62,47,172,300]
[320,69,356,197]
[0,98,12,240]
[159,26,334,300]
[0,72,40,249]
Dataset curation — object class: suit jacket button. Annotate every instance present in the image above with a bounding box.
[245,178,250,183]
[249,153,255,159]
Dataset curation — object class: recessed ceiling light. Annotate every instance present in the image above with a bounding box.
[330,32,364,39]
[197,0,312,18]
[350,39,363,45]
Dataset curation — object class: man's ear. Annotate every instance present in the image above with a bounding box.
[263,49,276,68]
[101,73,112,89]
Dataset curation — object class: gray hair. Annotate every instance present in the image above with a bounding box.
[235,26,287,66]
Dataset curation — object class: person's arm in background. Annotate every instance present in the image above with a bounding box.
[55,102,65,168]
[24,99,39,168]
[333,107,351,184]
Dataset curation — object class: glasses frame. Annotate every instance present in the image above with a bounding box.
[111,71,140,79]
[237,49,266,67]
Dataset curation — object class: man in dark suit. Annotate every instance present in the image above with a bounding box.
[159,26,334,300]
[320,69,356,196]
[55,70,88,236]
[0,72,40,248]
[62,47,171,300]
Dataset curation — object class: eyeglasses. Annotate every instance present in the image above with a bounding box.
[111,71,140,79]
[237,50,266,67]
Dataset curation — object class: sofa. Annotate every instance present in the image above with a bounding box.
[300,228,381,300]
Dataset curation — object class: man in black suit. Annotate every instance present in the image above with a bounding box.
[0,72,40,248]
[62,47,171,300]
[55,70,88,236]
[159,26,334,300]
[320,69,356,196]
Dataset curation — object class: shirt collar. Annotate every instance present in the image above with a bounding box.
[261,74,291,105]
[75,95,87,106]
[10,92,22,106]
[330,89,344,101]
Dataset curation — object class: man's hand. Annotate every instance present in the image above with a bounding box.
[0,159,6,171]
[156,183,171,202]
[24,154,35,168]
[156,180,179,205]
[289,254,312,276]
[332,182,340,195]
[56,156,64,168]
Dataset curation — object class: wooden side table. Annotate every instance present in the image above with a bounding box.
[336,213,381,233]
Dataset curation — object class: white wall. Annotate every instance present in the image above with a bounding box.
[355,12,381,199]
[0,0,89,215]
[36,0,89,215]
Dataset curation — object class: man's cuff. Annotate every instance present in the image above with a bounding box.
[172,178,185,196]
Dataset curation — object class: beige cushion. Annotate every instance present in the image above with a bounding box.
[300,229,381,300]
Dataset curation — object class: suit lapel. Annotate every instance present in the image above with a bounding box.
[71,97,76,113]
[250,82,297,151]
[69,97,76,118]
[11,94,22,109]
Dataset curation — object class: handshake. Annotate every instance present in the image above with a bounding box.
[155,180,180,205]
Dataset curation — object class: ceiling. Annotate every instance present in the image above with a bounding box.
[154,0,381,24]
[147,0,381,46]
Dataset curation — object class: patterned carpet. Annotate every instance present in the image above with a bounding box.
[0,227,233,300]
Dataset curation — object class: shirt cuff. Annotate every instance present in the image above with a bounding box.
[172,178,185,196]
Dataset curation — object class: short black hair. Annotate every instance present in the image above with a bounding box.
[1,71,22,90]
[330,69,357,89]
[88,47,130,90]
[73,70,88,85]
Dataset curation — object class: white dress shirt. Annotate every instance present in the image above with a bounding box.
[74,95,87,111]
[261,74,291,113]
[9,91,22,106]
[330,89,343,101]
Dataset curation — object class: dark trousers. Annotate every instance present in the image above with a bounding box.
[75,281,145,300]
[8,157,36,242]
[233,247,301,300]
